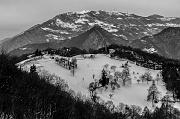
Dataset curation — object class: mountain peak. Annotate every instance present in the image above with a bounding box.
[148,14,164,18]
[64,25,127,50]
[1,10,180,56]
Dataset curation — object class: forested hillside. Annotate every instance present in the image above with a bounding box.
[1,45,180,118]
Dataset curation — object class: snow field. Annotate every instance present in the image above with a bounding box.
[18,54,180,110]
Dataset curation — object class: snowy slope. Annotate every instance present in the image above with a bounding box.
[18,54,180,110]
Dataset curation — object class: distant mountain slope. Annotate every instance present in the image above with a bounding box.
[64,25,128,50]
[9,41,65,56]
[1,10,180,53]
[9,26,127,56]
[131,27,180,59]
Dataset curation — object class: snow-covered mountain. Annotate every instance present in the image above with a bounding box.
[63,25,128,50]
[1,10,180,53]
[131,27,180,59]
[9,25,128,56]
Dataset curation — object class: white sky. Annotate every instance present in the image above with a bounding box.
[0,0,180,40]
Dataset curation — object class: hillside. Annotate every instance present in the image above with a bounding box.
[64,25,128,50]
[18,54,180,110]
[131,27,180,59]
[9,25,128,56]
[1,10,180,53]
[9,41,65,56]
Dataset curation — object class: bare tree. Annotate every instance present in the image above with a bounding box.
[111,65,117,72]
[122,67,131,86]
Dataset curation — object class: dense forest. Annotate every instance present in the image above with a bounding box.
[1,44,180,118]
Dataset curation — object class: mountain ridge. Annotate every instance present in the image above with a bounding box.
[1,10,180,53]
[131,27,180,59]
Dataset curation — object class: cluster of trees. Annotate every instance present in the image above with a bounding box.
[162,61,180,100]
[34,49,43,57]
[100,44,164,70]
[55,57,77,70]
[1,52,180,118]
[99,69,109,87]
[1,52,127,119]
[100,44,180,101]
[45,47,86,57]
[2,43,180,118]
[140,71,153,84]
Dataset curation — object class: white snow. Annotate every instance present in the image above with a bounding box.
[75,19,85,24]
[95,11,100,14]
[146,23,178,27]
[41,27,70,34]
[107,28,118,32]
[76,10,90,14]
[157,17,176,21]
[120,34,128,40]
[46,39,49,42]
[117,17,122,20]
[142,32,150,36]
[18,54,180,110]
[19,48,27,50]
[106,11,124,16]
[45,34,65,40]
[60,31,70,34]
[55,19,81,31]
[130,24,137,26]
[113,34,128,40]
[75,18,89,24]
[166,23,180,27]
[88,23,95,26]
[88,20,118,32]
[141,40,147,43]
[45,34,59,40]
[143,48,157,53]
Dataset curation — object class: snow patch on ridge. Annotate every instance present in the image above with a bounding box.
[88,20,118,32]
[75,18,89,24]
[19,48,27,50]
[41,27,70,34]
[157,17,176,21]
[46,39,49,42]
[113,34,128,40]
[76,10,90,14]
[55,19,81,31]
[143,47,157,53]
[106,11,124,16]
[45,34,65,40]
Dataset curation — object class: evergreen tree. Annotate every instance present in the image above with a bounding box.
[101,69,108,86]
[34,49,42,56]
[147,80,160,107]
[30,64,36,73]
[142,106,151,119]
